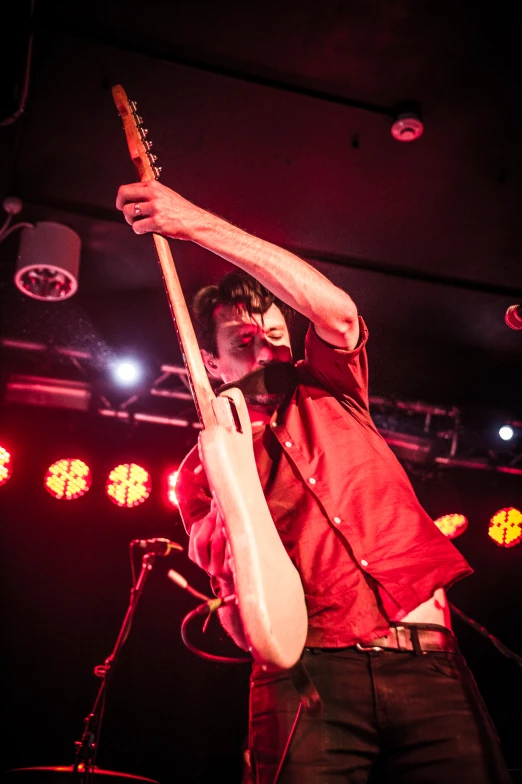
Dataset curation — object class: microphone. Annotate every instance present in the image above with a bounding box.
[131,537,183,556]
[505,305,522,330]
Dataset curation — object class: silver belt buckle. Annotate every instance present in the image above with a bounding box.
[355,642,383,652]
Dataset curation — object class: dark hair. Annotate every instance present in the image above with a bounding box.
[192,270,293,356]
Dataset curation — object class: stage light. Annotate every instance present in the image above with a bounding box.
[0,446,12,487]
[167,470,179,507]
[15,222,81,301]
[488,507,522,548]
[499,425,514,441]
[433,513,468,539]
[113,360,140,385]
[44,459,92,500]
[106,463,151,508]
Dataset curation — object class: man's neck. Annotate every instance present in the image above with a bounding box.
[248,404,278,427]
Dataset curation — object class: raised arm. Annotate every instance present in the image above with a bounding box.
[116,180,359,349]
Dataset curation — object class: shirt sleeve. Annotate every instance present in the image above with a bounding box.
[303,315,370,414]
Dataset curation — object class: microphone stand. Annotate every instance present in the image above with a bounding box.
[73,551,157,782]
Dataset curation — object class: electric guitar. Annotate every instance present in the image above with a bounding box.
[112,85,307,670]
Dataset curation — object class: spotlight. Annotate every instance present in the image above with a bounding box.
[113,360,141,385]
[167,469,179,507]
[106,463,151,508]
[488,507,522,548]
[499,425,514,441]
[44,459,92,500]
[15,222,81,301]
[433,513,468,539]
[0,446,13,487]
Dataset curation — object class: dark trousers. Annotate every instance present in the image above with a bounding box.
[249,646,512,783]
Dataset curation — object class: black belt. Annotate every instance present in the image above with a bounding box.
[354,623,458,655]
[306,624,458,656]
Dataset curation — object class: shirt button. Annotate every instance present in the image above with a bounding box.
[361,559,369,567]
[285,441,293,447]
[333,517,341,524]
[309,477,316,485]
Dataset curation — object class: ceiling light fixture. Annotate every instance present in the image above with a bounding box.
[390,104,424,143]
[15,221,81,301]
[1,197,81,302]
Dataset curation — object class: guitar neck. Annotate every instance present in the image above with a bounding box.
[152,234,217,428]
[112,83,216,429]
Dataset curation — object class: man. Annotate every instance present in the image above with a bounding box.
[116,180,511,783]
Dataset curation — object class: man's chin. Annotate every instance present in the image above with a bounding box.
[218,361,297,407]
[246,391,290,408]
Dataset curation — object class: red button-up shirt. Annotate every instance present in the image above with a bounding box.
[177,318,472,647]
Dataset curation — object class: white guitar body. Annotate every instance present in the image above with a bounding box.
[112,83,307,672]
[199,387,308,671]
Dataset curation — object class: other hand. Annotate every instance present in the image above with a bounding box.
[187,498,234,583]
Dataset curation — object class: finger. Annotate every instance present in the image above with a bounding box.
[188,514,219,569]
[210,515,233,578]
[189,514,229,576]
[116,182,151,211]
[132,216,157,235]
[122,201,149,226]
[210,526,228,577]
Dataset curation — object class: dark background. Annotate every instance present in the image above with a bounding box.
[1,1,521,781]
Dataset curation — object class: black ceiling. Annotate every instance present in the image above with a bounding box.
[1,0,521,417]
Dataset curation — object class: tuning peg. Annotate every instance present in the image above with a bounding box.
[148,153,158,163]
[129,100,137,111]
[152,166,162,178]
[135,115,143,125]
[141,128,148,137]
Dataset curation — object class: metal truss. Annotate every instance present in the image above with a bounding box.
[2,337,521,475]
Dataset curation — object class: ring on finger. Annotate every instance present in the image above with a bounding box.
[134,203,142,217]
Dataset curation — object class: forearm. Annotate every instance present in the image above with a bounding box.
[116,180,359,347]
[190,211,358,346]
[215,579,250,650]
[218,605,250,650]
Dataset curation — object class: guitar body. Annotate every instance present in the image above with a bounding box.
[200,388,308,671]
[112,84,307,670]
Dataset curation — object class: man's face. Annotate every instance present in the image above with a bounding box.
[204,303,292,384]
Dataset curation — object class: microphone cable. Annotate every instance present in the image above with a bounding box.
[168,569,251,664]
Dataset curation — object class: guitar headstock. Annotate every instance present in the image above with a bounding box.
[112,84,161,182]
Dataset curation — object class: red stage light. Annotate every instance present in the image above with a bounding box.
[488,507,522,548]
[0,446,12,487]
[167,470,179,507]
[44,458,92,500]
[433,513,468,539]
[106,463,151,508]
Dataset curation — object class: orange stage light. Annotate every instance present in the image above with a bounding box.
[0,446,12,487]
[106,463,151,508]
[488,507,522,548]
[167,470,179,507]
[44,458,92,500]
[433,513,468,539]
